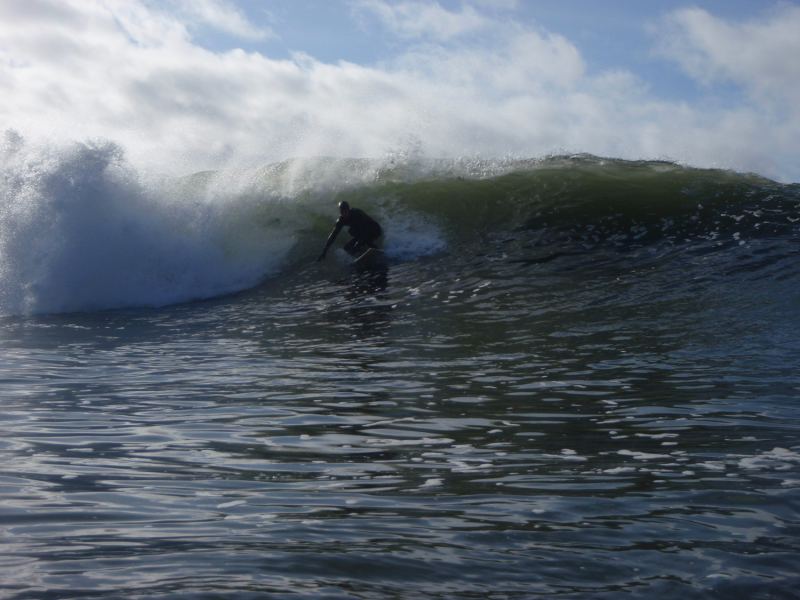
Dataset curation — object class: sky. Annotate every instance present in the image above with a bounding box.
[1,0,799,181]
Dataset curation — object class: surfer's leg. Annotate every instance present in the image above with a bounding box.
[344,238,359,255]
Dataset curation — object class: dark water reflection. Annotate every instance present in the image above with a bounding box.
[1,240,799,598]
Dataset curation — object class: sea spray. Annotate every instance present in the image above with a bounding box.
[0,135,290,315]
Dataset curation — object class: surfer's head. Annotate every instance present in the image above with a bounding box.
[338,201,350,217]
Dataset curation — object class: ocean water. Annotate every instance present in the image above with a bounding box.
[1,143,799,599]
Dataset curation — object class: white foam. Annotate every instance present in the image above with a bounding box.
[421,478,443,488]
[0,137,293,315]
[365,437,455,447]
[618,450,671,461]
[542,449,588,462]
[698,461,727,472]
[380,209,446,260]
[738,447,800,471]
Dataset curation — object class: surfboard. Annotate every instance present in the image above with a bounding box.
[353,247,384,265]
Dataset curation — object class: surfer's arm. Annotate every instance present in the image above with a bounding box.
[318,220,343,261]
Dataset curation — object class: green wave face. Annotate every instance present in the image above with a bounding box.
[254,155,799,254]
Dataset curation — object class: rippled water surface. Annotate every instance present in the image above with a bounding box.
[2,235,800,599]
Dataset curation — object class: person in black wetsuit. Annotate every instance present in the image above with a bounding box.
[318,201,382,261]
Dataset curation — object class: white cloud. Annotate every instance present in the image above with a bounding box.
[164,0,274,41]
[472,0,519,10]
[656,5,800,109]
[652,5,800,180]
[393,27,585,91]
[0,0,798,182]
[353,0,489,40]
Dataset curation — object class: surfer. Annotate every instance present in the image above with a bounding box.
[318,201,382,261]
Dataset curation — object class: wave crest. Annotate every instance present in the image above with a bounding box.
[2,139,797,316]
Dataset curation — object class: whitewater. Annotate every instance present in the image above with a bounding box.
[1,131,800,599]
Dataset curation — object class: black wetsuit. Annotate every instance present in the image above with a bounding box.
[326,208,382,255]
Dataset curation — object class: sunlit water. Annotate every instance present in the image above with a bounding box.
[2,227,799,599]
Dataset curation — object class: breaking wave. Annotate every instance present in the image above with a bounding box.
[1,132,798,315]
